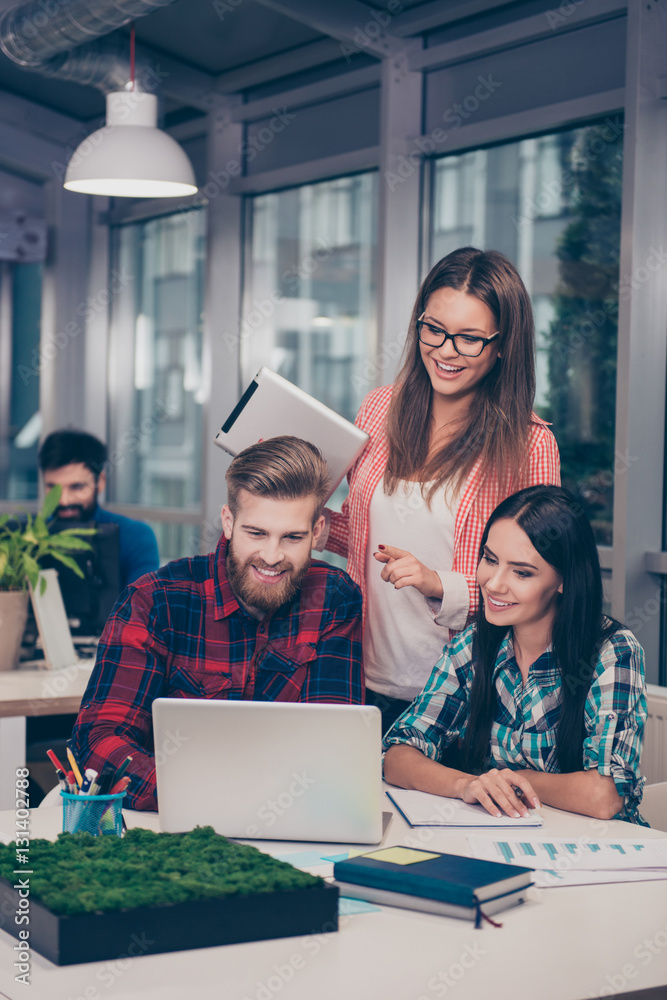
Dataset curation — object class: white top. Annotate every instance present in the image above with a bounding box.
[363,478,468,701]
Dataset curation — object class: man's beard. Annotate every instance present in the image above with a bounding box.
[55,501,95,521]
[226,541,311,614]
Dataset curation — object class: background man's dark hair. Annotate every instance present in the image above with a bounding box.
[38,430,108,481]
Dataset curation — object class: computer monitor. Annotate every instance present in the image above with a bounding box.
[41,519,121,636]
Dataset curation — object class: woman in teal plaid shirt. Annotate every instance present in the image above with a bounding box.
[384,485,647,823]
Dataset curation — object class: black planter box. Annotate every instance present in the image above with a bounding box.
[0,877,339,966]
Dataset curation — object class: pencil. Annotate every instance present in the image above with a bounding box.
[66,747,83,788]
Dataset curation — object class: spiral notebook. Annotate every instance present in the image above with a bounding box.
[387,788,543,827]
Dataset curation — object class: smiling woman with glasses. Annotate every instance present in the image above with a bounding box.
[415,315,500,356]
[315,246,561,730]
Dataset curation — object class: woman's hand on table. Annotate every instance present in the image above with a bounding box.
[458,768,541,818]
[373,545,443,599]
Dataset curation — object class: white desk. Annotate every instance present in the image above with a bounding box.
[0,798,665,1000]
[0,661,94,810]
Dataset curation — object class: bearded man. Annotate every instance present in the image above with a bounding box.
[70,437,363,810]
[38,429,159,588]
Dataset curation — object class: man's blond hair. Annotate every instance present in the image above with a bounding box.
[225,436,331,521]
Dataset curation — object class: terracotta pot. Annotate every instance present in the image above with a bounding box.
[0,590,29,671]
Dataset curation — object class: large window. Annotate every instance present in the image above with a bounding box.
[107,210,206,562]
[429,120,623,545]
[0,262,42,502]
[243,174,378,427]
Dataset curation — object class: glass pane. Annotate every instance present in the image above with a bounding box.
[429,121,623,544]
[107,210,206,511]
[243,174,378,551]
[0,263,42,501]
[243,174,378,426]
[148,521,200,566]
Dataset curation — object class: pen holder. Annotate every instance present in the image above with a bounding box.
[60,791,126,837]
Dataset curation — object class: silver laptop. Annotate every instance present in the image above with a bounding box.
[153,699,383,844]
[214,367,369,499]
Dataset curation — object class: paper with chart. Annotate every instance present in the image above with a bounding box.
[467,834,667,887]
[468,833,667,869]
[386,788,543,827]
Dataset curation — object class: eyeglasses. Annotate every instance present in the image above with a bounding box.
[416,313,500,358]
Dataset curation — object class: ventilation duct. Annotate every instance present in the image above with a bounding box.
[0,0,179,92]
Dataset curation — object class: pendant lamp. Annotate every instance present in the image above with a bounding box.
[64,90,198,198]
[63,27,197,198]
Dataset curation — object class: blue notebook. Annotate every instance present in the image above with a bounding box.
[333,846,533,913]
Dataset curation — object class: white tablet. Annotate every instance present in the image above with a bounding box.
[214,367,369,498]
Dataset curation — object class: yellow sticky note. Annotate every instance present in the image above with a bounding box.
[362,847,440,865]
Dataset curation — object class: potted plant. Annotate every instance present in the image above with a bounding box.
[0,485,94,671]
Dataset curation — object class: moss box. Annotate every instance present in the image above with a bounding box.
[0,826,338,965]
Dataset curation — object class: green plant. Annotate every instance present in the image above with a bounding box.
[0,485,95,593]
[0,827,323,915]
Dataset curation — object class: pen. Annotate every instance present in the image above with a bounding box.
[46,748,66,774]
[46,749,67,790]
[94,764,115,795]
[80,768,98,794]
[109,775,131,796]
[65,770,77,794]
[110,756,133,787]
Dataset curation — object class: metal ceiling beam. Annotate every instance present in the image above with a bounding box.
[408,0,627,73]
[253,0,403,57]
[0,119,65,179]
[167,116,208,141]
[409,88,624,156]
[228,144,380,195]
[0,89,79,144]
[133,42,220,111]
[230,64,380,123]
[213,38,346,94]
[391,0,519,37]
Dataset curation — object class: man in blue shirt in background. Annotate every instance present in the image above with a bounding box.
[38,429,159,588]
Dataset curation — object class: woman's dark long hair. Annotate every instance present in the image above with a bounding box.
[384,246,536,505]
[461,485,618,775]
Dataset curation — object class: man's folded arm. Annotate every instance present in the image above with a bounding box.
[70,584,169,811]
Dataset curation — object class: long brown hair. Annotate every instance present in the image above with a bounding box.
[384,246,536,504]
